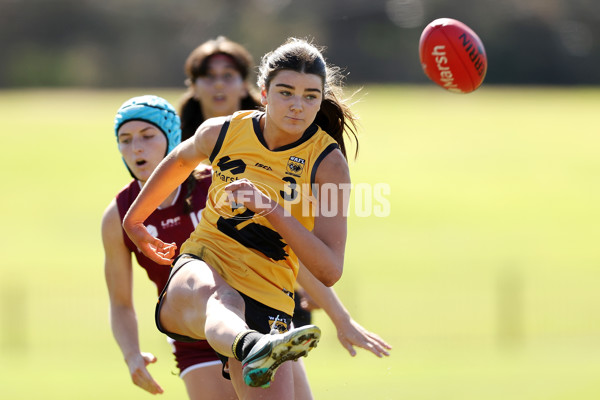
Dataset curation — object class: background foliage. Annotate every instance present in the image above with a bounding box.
[1,0,599,87]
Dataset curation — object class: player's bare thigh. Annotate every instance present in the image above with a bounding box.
[158,258,220,340]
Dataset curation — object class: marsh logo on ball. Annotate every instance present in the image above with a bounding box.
[286,156,305,177]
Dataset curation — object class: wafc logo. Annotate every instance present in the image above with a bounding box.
[286,156,305,177]
[268,315,289,333]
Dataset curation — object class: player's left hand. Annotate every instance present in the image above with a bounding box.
[127,351,164,395]
[336,318,392,358]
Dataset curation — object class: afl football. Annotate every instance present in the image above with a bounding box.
[419,18,487,93]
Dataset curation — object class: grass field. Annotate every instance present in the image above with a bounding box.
[1,85,599,399]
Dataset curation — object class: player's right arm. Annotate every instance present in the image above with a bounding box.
[296,263,392,358]
[122,117,224,264]
[101,199,163,394]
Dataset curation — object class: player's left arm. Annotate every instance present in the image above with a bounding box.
[302,148,351,285]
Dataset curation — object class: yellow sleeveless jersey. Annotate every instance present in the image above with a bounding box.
[181,110,339,315]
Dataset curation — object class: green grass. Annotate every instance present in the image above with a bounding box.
[1,86,599,399]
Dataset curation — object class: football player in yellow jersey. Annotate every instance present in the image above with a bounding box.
[123,38,388,399]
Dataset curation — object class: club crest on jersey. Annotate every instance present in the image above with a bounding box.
[286,156,305,177]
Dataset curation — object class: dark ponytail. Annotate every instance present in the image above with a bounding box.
[178,93,205,142]
[182,174,197,214]
[314,80,359,159]
[183,164,213,214]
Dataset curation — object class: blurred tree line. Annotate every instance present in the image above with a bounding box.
[0,0,598,87]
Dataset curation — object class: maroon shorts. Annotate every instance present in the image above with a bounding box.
[171,338,221,376]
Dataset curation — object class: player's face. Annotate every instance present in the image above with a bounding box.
[191,54,248,119]
[117,121,168,182]
[262,70,323,144]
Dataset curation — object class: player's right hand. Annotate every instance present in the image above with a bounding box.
[127,352,164,395]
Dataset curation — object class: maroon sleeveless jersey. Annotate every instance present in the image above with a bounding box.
[115,171,219,372]
[116,174,211,293]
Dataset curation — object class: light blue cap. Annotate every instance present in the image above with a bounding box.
[114,95,181,155]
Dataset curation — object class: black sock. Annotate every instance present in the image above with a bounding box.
[233,330,263,361]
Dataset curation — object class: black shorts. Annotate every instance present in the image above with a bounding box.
[155,253,293,378]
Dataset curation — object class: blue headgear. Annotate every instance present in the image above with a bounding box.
[114,95,181,155]
[114,95,181,179]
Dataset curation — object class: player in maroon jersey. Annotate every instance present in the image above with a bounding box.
[102,95,238,399]
[105,39,391,399]
[102,94,389,399]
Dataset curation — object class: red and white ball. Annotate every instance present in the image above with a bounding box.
[419,18,487,93]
